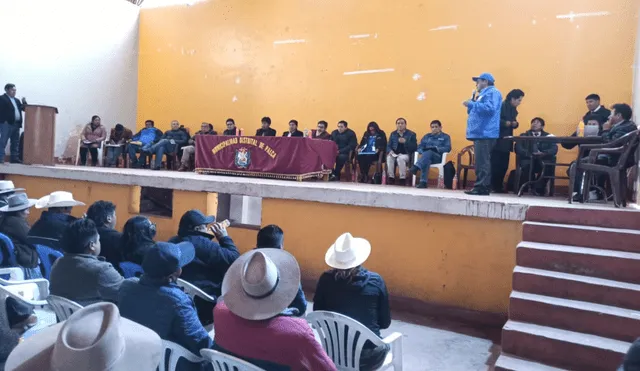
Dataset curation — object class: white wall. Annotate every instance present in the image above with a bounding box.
[0,0,140,157]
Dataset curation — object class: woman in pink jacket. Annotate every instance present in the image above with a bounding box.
[80,115,107,166]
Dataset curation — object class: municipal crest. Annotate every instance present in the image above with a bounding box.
[235,148,251,169]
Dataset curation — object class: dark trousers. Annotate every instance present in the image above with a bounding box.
[333,153,350,179]
[128,143,152,167]
[357,154,377,175]
[0,122,21,163]
[572,155,610,194]
[472,139,496,191]
[80,147,99,166]
[360,341,391,371]
[490,150,510,191]
[6,297,34,327]
[520,158,555,194]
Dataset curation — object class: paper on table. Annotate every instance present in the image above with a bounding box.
[105,143,123,147]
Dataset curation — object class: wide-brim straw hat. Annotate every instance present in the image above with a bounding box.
[35,191,85,209]
[0,180,24,195]
[325,232,371,270]
[0,193,36,212]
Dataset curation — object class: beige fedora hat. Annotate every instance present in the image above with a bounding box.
[325,232,371,270]
[222,249,300,321]
[5,302,163,371]
[35,191,85,209]
[0,180,24,195]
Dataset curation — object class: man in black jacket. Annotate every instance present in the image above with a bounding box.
[147,120,189,170]
[515,117,558,195]
[330,120,358,181]
[223,118,238,135]
[86,201,122,267]
[583,93,611,130]
[0,84,27,164]
[282,119,304,137]
[255,117,276,136]
[491,89,524,193]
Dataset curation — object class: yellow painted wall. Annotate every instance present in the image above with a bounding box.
[137,0,639,170]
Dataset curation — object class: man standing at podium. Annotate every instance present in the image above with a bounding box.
[0,83,26,164]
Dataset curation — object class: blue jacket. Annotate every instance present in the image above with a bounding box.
[132,127,163,145]
[118,276,212,371]
[466,86,502,139]
[387,130,418,154]
[418,132,451,155]
[169,234,240,297]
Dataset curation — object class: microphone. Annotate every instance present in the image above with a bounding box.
[471,89,477,101]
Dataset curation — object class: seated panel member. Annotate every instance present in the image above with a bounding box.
[282,119,304,137]
[330,120,358,181]
[179,122,217,172]
[148,120,189,170]
[356,122,387,183]
[105,124,133,167]
[223,118,238,136]
[312,120,331,140]
[515,117,558,196]
[410,120,451,188]
[128,120,163,168]
[386,117,417,185]
[255,117,277,136]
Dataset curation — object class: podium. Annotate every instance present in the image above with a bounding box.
[23,105,58,165]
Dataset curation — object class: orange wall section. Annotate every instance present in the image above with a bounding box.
[138,0,639,167]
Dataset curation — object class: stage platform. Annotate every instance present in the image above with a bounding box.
[0,164,634,221]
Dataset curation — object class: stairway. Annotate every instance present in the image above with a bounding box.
[495,206,640,371]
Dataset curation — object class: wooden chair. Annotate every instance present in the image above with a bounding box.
[159,340,204,371]
[306,311,403,371]
[456,145,475,190]
[200,349,266,371]
[47,295,83,322]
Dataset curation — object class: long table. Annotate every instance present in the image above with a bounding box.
[195,135,338,181]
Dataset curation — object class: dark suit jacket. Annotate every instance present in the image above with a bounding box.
[256,128,277,136]
[0,94,24,127]
[282,130,304,137]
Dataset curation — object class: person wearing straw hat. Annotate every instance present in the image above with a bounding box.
[29,191,85,241]
[118,241,213,371]
[0,180,24,208]
[213,249,336,371]
[4,302,163,371]
[313,233,391,371]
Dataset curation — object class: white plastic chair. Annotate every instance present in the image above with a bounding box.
[200,349,266,371]
[75,139,105,166]
[176,279,216,331]
[0,281,49,330]
[47,295,83,322]
[412,151,449,187]
[158,340,204,371]
[306,311,403,371]
[0,267,25,281]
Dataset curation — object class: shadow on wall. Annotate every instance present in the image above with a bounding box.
[59,124,85,161]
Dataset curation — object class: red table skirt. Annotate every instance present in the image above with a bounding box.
[195,135,338,181]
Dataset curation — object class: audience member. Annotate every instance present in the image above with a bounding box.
[255,224,307,316]
[0,83,26,164]
[121,215,157,264]
[214,249,337,371]
[179,122,216,172]
[256,117,276,136]
[49,218,124,305]
[4,302,163,371]
[222,118,238,135]
[463,72,503,196]
[410,120,451,188]
[330,120,358,181]
[79,115,107,166]
[0,181,23,208]
[118,242,212,371]
[386,117,417,185]
[283,119,304,137]
[583,93,611,130]
[105,123,133,167]
[0,326,19,368]
[86,200,122,266]
[515,117,558,196]
[312,120,331,140]
[147,120,189,170]
[29,191,84,241]
[491,89,524,193]
[619,337,640,371]
[356,122,387,183]
[314,233,391,371]
[128,120,163,168]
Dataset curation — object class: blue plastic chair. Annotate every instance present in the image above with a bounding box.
[27,236,61,252]
[34,244,63,280]
[119,261,143,278]
[0,233,17,268]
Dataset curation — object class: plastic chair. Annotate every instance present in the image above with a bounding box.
[47,295,83,322]
[176,279,217,331]
[119,261,144,278]
[34,244,63,280]
[456,145,475,189]
[412,151,449,187]
[200,349,266,371]
[0,281,50,330]
[0,233,17,268]
[306,311,403,371]
[0,267,25,281]
[158,340,204,371]
[75,139,106,166]
[27,236,61,252]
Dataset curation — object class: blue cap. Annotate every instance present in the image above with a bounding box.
[142,241,195,278]
[472,72,495,83]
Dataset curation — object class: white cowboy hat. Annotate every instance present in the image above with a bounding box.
[222,249,300,321]
[0,193,36,212]
[325,233,371,270]
[5,302,163,371]
[0,180,24,195]
[35,191,85,209]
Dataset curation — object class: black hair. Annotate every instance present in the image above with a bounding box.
[121,216,156,256]
[86,201,116,227]
[208,124,214,131]
[338,120,348,127]
[115,124,124,131]
[612,103,633,121]
[145,120,155,127]
[430,120,442,127]
[396,117,407,125]
[289,120,298,127]
[61,218,99,254]
[583,114,601,123]
[531,117,546,126]
[586,94,601,101]
[317,120,328,128]
[49,206,72,214]
[226,118,235,125]
[505,89,525,102]
[261,117,271,125]
[91,115,100,123]
[256,224,284,249]
[367,121,380,133]
[4,84,15,92]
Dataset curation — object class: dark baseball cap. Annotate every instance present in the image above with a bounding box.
[142,242,195,279]
[179,210,215,230]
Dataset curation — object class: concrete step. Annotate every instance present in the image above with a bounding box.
[494,353,567,371]
[509,291,640,342]
[523,221,640,253]
[502,320,629,371]
[517,241,640,284]
[525,206,640,231]
[513,266,640,311]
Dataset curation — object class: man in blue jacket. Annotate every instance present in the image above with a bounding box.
[463,72,503,195]
[128,119,163,168]
[410,120,451,188]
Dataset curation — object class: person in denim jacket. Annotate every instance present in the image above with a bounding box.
[410,120,451,188]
